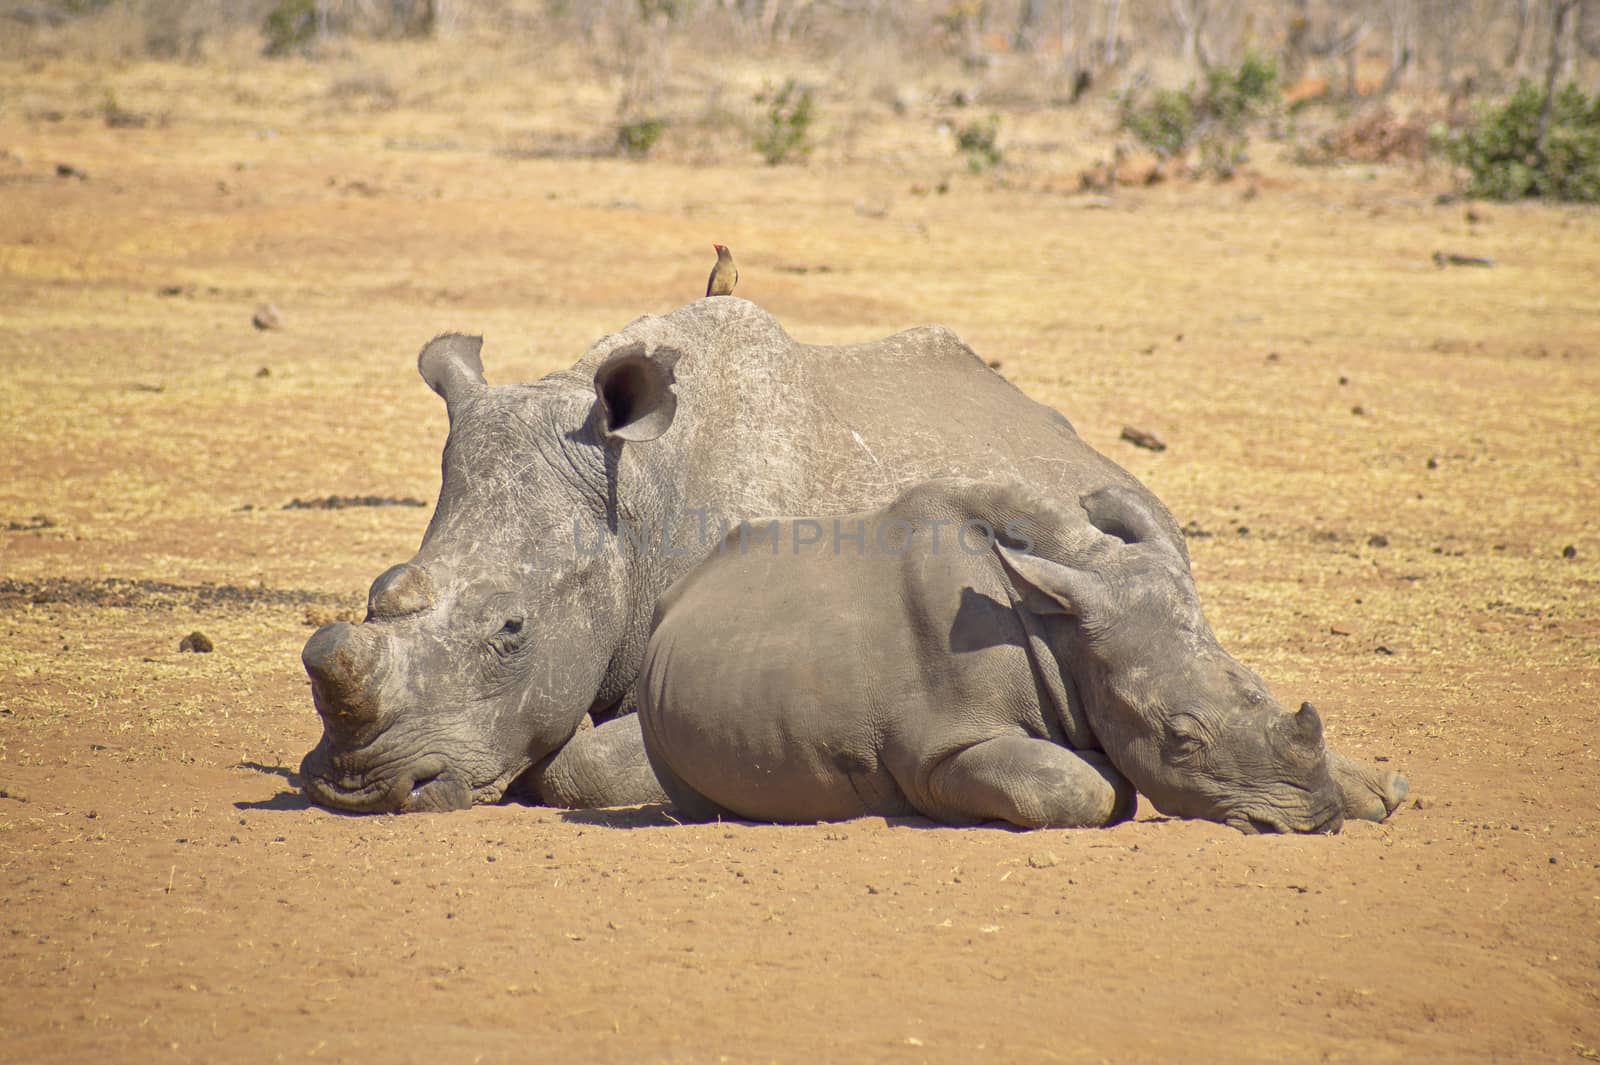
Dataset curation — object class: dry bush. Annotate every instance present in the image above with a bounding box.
[0,0,272,61]
[1303,105,1438,163]
[8,2,1596,101]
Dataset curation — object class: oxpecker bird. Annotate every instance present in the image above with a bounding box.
[705,244,738,297]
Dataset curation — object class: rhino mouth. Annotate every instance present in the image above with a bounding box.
[1225,808,1344,835]
[300,745,521,814]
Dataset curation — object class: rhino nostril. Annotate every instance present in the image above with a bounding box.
[405,772,471,812]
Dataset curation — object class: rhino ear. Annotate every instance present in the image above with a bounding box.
[418,334,487,407]
[994,544,1102,619]
[1079,484,1174,551]
[593,342,681,443]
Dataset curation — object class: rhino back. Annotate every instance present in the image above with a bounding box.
[586,299,1157,531]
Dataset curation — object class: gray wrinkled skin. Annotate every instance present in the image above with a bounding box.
[639,478,1408,832]
[299,298,1402,818]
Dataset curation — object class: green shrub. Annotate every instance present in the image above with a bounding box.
[1205,50,1278,126]
[1122,89,1194,158]
[1121,52,1278,176]
[1443,81,1600,202]
[956,116,1003,172]
[616,117,666,159]
[262,0,316,57]
[753,79,814,166]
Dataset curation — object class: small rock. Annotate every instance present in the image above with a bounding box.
[251,303,284,331]
[1562,545,1576,560]
[1351,405,1366,416]
[178,631,214,653]
[1236,526,1250,537]
[1027,851,1059,869]
[1338,375,1349,385]
[157,284,185,297]
[1120,426,1166,452]
[987,359,1004,371]
[0,785,28,803]
[55,162,87,180]
[1411,797,1429,810]
[1374,645,1395,656]
[1427,457,1438,469]
[1433,250,1494,267]
[1549,855,1558,865]
[1266,352,1280,362]
[1367,534,1389,548]
[255,366,271,378]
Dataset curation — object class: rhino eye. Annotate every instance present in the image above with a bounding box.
[489,616,526,655]
[1166,715,1206,761]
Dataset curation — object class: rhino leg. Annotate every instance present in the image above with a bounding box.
[1326,748,1409,822]
[925,736,1137,828]
[525,715,669,809]
[639,741,742,823]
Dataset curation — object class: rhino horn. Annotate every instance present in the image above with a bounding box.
[303,622,382,723]
[1294,701,1325,747]
[366,562,436,620]
[1271,701,1325,760]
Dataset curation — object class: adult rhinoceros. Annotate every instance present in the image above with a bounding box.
[299,298,1404,820]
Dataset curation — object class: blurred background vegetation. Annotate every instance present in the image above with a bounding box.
[4,0,1599,199]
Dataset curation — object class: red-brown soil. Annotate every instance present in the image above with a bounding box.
[2,44,1597,1065]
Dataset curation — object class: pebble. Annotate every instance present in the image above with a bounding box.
[1120,426,1166,452]
[251,303,284,331]
[178,630,214,653]
[1028,851,1059,869]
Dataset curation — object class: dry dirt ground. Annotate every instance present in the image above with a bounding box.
[2,44,1598,1065]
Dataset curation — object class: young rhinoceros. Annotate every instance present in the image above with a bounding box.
[638,478,1407,832]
